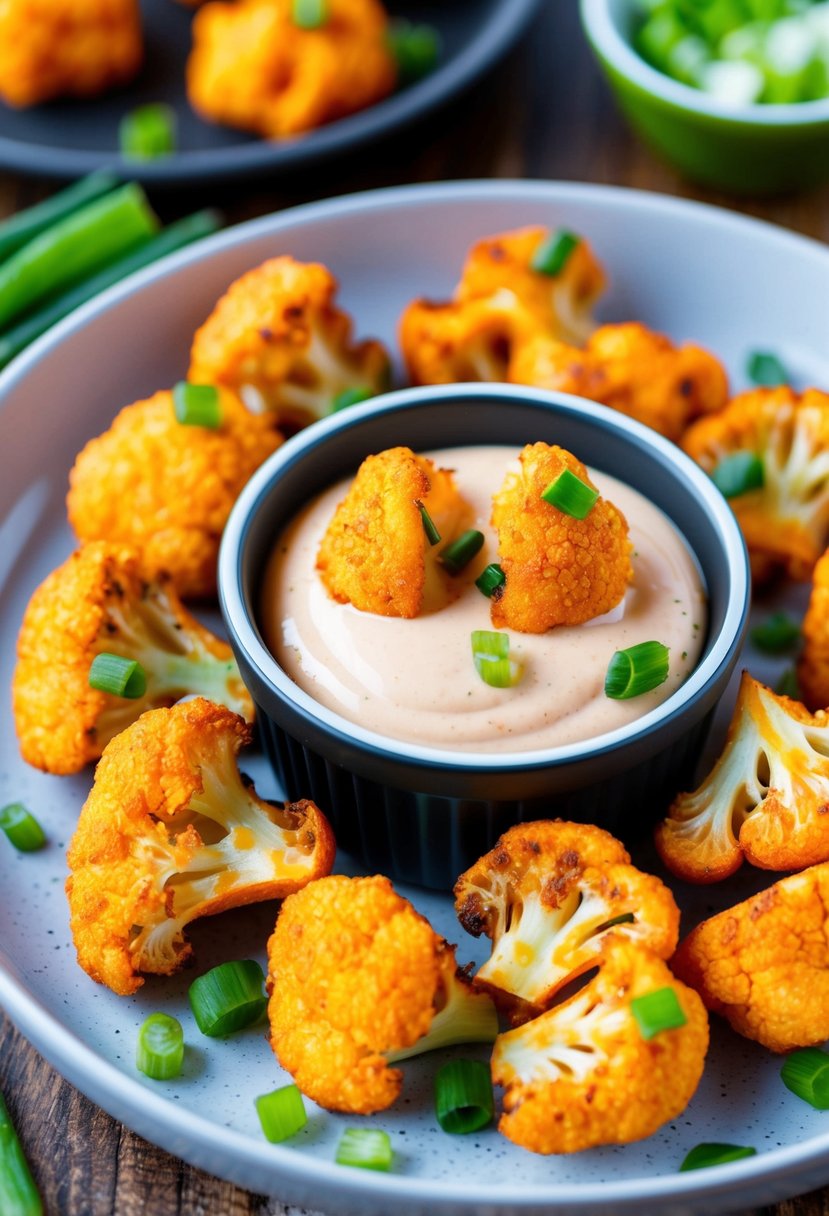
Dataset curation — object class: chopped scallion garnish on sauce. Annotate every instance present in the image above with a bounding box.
[541,468,599,519]
[781,1047,829,1109]
[434,1060,494,1135]
[417,501,441,545]
[172,382,222,429]
[292,0,327,27]
[475,563,505,598]
[188,959,267,1037]
[679,1142,757,1172]
[711,451,764,498]
[604,641,669,700]
[136,1013,184,1081]
[0,803,45,853]
[748,350,788,387]
[88,653,147,699]
[630,987,687,1039]
[255,1085,308,1142]
[120,104,176,161]
[750,612,800,654]
[335,1128,393,1171]
[530,229,580,277]
[439,530,484,575]
[471,630,522,688]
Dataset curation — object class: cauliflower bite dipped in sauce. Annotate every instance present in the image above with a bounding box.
[67,387,282,599]
[66,699,335,996]
[267,875,498,1114]
[656,672,829,882]
[187,0,395,140]
[492,940,708,1155]
[798,547,829,711]
[672,864,829,1053]
[683,386,829,583]
[455,821,679,1019]
[0,0,141,107]
[189,257,390,431]
[13,542,253,775]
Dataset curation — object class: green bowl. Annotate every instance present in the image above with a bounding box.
[580,0,829,194]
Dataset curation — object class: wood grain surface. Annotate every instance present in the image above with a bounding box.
[2,1,829,1212]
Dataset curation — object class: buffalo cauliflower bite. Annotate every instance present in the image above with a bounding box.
[188,257,390,431]
[13,543,253,776]
[455,821,679,1017]
[399,294,539,387]
[656,672,829,883]
[490,443,632,633]
[492,941,708,1154]
[267,875,498,1114]
[673,865,829,1052]
[316,446,471,618]
[798,548,829,711]
[0,0,141,108]
[683,387,829,583]
[187,0,395,140]
[66,699,335,996]
[67,387,282,598]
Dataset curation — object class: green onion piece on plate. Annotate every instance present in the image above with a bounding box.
[0,171,117,263]
[332,386,374,412]
[173,382,222,429]
[530,229,580,277]
[781,1048,829,1109]
[475,563,505,597]
[630,987,687,1040]
[748,350,788,387]
[711,451,765,498]
[417,500,441,545]
[255,1085,308,1143]
[750,612,800,654]
[292,0,327,27]
[776,666,801,699]
[136,1013,184,1081]
[604,641,669,700]
[471,630,522,689]
[89,653,147,699]
[0,1089,43,1216]
[439,530,485,575]
[188,959,267,1037]
[679,1142,757,1172]
[120,105,176,160]
[0,804,45,853]
[388,20,441,83]
[541,467,599,518]
[434,1060,494,1135]
[335,1128,393,1171]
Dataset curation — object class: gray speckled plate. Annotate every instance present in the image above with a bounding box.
[1,182,829,1215]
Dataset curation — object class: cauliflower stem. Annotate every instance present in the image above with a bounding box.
[387,963,499,1062]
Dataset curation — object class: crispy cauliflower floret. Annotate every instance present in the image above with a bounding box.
[492,941,708,1154]
[455,821,679,1018]
[510,323,729,442]
[267,875,498,1114]
[12,543,254,776]
[798,548,829,711]
[683,387,829,583]
[67,388,281,598]
[490,443,632,633]
[316,446,471,618]
[188,256,390,432]
[656,672,829,883]
[399,294,539,387]
[187,0,395,140]
[66,699,335,996]
[0,0,141,107]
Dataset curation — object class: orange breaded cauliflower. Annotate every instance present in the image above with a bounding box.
[267,874,498,1114]
[188,257,390,431]
[673,865,829,1053]
[66,699,335,996]
[798,548,829,711]
[492,940,708,1154]
[656,672,829,883]
[316,446,471,618]
[67,388,281,599]
[187,0,395,140]
[400,294,539,387]
[683,387,829,583]
[13,543,253,776]
[490,443,632,633]
[455,821,679,1018]
[510,323,729,442]
[0,0,141,108]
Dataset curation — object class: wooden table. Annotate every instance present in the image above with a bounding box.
[2,2,829,1212]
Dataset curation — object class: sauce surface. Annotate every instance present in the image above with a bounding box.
[261,446,706,753]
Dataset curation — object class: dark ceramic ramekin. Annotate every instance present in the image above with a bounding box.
[219,385,749,889]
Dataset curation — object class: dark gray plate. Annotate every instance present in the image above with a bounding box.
[0,0,537,183]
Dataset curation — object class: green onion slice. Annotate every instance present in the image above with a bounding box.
[255,1085,307,1143]
[188,960,267,1037]
[0,1088,43,1216]
[475,562,505,597]
[711,451,764,498]
[89,653,147,699]
[120,104,176,161]
[776,666,801,699]
[471,630,522,689]
[335,1128,393,1171]
[748,350,788,387]
[173,382,222,429]
[417,500,441,545]
[439,530,485,575]
[750,612,800,654]
[0,804,46,853]
[530,229,580,277]
[630,987,687,1040]
[781,1048,829,1109]
[541,468,599,518]
[604,641,669,700]
[388,20,441,83]
[434,1060,494,1135]
[598,911,635,930]
[292,0,327,27]
[136,1013,184,1081]
[679,1142,757,1172]
[332,386,374,412]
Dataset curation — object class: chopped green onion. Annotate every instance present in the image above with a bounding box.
[434,1060,494,1135]
[292,0,327,27]
[439,530,485,575]
[471,630,522,689]
[604,641,670,700]
[120,104,176,161]
[0,1089,43,1216]
[188,959,267,1037]
[679,1142,757,1172]
[332,386,374,412]
[630,987,687,1040]
[599,911,636,930]
[417,500,441,545]
[748,350,788,387]
[388,20,441,83]
[255,1085,307,1143]
[541,468,599,519]
[776,666,801,699]
[136,1013,184,1081]
[711,451,765,498]
[0,804,45,853]
[530,229,580,277]
[172,382,222,429]
[781,1047,829,1109]
[0,171,117,263]
[750,612,800,653]
[475,562,505,597]
[335,1128,393,1171]
[89,653,147,699]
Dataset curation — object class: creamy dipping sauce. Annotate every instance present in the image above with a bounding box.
[261,446,707,753]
